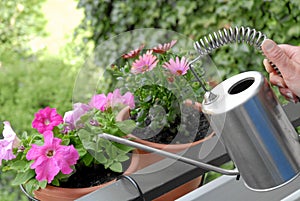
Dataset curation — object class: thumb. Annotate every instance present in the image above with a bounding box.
[262,39,295,78]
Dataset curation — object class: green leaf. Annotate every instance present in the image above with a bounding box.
[10,160,25,170]
[82,153,94,166]
[116,120,136,134]
[116,155,129,162]
[75,143,87,157]
[24,179,40,197]
[114,143,135,153]
[12,169,35,185]
[39,180,47,189]
[61,137,70,145]
[95,152,107,164]
[109,162,122,173]
[51,178,60,186]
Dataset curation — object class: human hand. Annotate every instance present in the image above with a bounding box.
[262,39,300,103]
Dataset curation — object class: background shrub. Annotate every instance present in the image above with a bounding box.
[77,0,300,80]
[0,0,47,52]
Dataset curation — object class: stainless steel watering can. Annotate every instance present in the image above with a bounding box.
[202,71,300,191]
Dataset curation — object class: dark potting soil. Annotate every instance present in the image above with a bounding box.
[58,156,132,188]
[131,105,211,144]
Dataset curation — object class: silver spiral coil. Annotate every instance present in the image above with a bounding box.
[193,26,281,75]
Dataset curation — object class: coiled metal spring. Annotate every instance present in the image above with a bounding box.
[193,26,281,75]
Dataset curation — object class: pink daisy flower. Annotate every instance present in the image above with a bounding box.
[163,56,190,76]
[152,40,177,54]
[122,44,145,59]
[131,50,158,74]
[32,107,64,134]
[0,121,20,165]
[26,131,79,183]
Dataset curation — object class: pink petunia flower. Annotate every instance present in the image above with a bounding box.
[106,89,135,109]
[0,121,20,165]
[122,91,135,109]
[26,131,79,183]
[163,56,190,76]
[131,50,158,74]
[63,103,92,131]
[89,94,107,111]
[122,44,145,59]
[152,40,177,54]
[106,89,123,109]
[32,107,64,134]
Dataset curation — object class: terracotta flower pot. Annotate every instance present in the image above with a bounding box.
[26,150,140,201]
[116,104,214,201]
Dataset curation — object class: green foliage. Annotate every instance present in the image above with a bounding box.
[77,0,300,81]
[78,109,134,172]
[0,0,47,51]
[0,49,77,133]
[0,171,28,201]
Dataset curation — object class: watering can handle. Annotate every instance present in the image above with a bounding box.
[98,133,239,176]
[189,26,300,102]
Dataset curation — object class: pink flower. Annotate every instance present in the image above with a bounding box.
[122,44,145,59]
[152,40,177,54]
[32,107,63,134]
[89,94,107,111]
[26,131,79,183]
[63,103,91,131]
[163,57,189,76]
[106,89,123,108]
[0,121,20,165]
[122,92,135,109]
[131,50,158,74]
[106,89,135,109]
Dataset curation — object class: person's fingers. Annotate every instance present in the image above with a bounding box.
[269,72,286,88]
[279,88,299,103]
[263,59,274,73]
[183,99,202,111]
[262,39,295,79]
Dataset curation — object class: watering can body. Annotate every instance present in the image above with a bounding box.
[202,71,300,191]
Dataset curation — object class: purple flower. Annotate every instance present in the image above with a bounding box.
[32,107,63,134]
[89,94,107,111]
[163,56,189,76]
[131,50,158,74]
[0,121,20,165]
[63,103,91,131]
[26,131,79,183]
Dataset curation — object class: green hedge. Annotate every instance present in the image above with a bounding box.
[77,0,300,79]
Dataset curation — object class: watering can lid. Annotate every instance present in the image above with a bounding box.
[202,71,265,115]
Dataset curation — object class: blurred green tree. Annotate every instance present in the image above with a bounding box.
[0,0,47,51]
